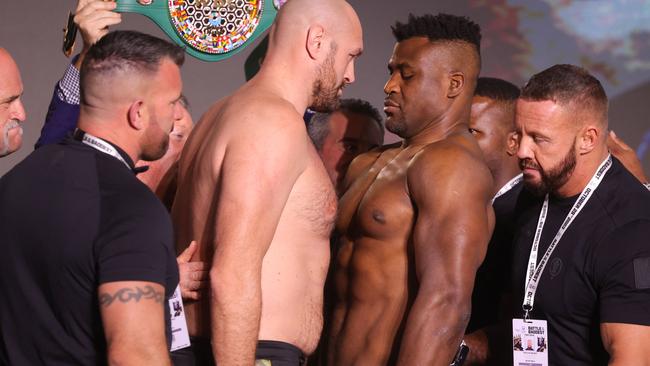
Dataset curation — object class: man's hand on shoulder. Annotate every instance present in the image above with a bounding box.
[608,131,648,183]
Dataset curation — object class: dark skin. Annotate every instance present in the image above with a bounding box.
[464,95,521,365]
[469,96,521,195]
[328,37,494,366]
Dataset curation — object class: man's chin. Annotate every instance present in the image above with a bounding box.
[523,180,547,197]
[385,117,407,137]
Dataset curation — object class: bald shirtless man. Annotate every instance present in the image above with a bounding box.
[328,14,494,366]
[171,1,363,365]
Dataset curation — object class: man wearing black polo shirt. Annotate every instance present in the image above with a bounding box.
[511,64,650,365]
[0,31,184,365]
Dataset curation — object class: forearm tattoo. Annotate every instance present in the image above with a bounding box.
[99,285,164,307]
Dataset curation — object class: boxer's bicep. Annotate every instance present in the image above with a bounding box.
[208,113,308,364]
[409,148,492,292]
[213,118,306,265]
[397,148,493,364]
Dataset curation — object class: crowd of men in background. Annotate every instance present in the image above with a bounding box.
[0,0,649,365]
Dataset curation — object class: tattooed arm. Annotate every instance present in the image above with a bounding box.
[98,281,171,366]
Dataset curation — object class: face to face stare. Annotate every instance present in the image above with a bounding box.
[516,99,579,197]
[0,50,26,157]
[319,111,383,190]
[139,59,184,162]
[469,96,517,174]
[310,8,363,113]
[384,38,453,138]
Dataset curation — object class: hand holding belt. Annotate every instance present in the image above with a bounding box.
[64,0,280,61]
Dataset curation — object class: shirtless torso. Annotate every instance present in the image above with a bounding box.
[172,86,336,354]
[329,130,494,365]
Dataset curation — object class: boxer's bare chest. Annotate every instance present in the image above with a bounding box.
[337,146,425,240]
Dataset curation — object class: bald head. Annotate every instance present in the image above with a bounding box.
[271,0,361,50]
[263,0,363,112]
[0,48,26,157]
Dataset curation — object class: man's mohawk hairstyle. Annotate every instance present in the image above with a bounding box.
[391,13,481,54]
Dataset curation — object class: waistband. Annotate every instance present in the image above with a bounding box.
[256,340,306,366]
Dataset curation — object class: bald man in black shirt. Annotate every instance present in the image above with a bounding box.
[0,31,185,365]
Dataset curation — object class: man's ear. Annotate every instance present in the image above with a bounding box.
[506,131,519,156]
[306,25,325,60]
[448,72,465,98]
[127,100,145,131]
[578,124,600,155]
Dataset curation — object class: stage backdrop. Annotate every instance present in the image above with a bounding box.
[1,0,649,176]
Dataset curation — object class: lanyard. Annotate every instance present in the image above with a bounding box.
[79,131,132,171]
[522,155,612,319]
[492,173,523,203]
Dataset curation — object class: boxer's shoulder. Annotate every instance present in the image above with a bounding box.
[407,135,492,196]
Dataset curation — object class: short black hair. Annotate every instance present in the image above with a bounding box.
[306,99,384,151]
[521,64,608,122]
[474,77,520,102]
[338,98,383,132]
[391,13,481,55]
[80,30,185,104]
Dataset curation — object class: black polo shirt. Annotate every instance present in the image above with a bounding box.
[468,180,522,333]
[0,136,179,365]
[511,157,650,365]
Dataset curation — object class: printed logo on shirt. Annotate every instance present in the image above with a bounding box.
[549,257,563,279]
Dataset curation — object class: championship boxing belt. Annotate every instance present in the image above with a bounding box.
[64,0,285,62]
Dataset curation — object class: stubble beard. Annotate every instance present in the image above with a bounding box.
[310,45,342,113]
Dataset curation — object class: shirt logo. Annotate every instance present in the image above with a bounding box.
[549,257,563,279]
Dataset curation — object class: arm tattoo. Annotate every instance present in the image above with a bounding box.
[99,285,165,307]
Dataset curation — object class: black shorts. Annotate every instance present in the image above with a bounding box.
[255,340,307,366]
[170,338,306,366]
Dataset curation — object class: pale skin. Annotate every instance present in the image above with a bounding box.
[69,0,207,299]
[517,99,650,365]
[329,38,494,365]
[99,281,170,366]
[170,0,363,364]
[0,48,27,157]
[79,57,183,364]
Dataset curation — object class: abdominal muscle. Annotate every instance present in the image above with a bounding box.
[331,236,413,365]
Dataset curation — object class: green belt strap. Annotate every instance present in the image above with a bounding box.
[115,0,279,62]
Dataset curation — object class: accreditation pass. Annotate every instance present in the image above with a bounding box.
[169,285,191,351]
[512,318,548,366]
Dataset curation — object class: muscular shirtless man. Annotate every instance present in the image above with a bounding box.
[329,14,494,366]
[171,1,363,365]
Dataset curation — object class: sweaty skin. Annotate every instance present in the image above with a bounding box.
[171,0,363,364]
[329,37,494,366]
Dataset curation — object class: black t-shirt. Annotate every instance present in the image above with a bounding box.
[468,180,523,333]
[0,138,179,365]
[511,157,650,365]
